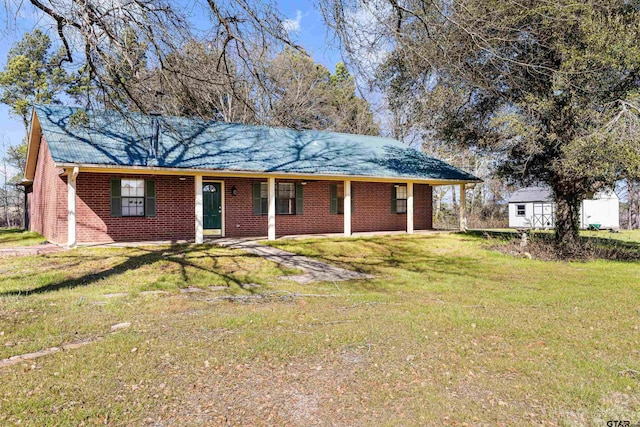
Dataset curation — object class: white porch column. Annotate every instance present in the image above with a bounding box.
[407,182,414,234]
[268,177,276,240]
[344,180,352,236]
[459,183,467,232]
[67,167,79,248]
[195,175,203,244]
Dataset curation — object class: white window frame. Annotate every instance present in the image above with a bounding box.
[276,182,296,215]
[261,182,296,215]
[121,179,145,217]
[396,185,408,214]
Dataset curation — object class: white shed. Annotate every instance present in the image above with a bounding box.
[508,187,619,230]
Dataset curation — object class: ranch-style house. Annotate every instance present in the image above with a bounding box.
[22,105,480,246]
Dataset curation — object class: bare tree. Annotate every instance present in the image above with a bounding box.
[3,0,298,118]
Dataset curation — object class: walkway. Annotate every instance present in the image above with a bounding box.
[0,244,64,258]
[217,239,374,284]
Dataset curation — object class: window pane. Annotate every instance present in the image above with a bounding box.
[121,196,144,216]
[337,183,344,198]
[337,197,344,214]
[122,179,145,198]
[277,183,295,199]
[396,185,407,199]
[277,197,295,214]
[260,182,268,199]
[396,199,407,213]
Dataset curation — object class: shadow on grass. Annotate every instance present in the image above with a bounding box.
[0,229,45,245]
[269,234,492,291]
[465,229,520,241]
[0,244,268,297]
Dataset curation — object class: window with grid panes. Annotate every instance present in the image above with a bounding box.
[121,179,145,216]
[259,182,297,215]
[276,183,296,214]
[336,183,345,214]
[395,185,407,213]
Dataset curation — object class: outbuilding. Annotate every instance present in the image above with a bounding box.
[22,105,480,246]
[508,187,619,230]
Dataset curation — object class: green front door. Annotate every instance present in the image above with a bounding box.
[203,183,222,235]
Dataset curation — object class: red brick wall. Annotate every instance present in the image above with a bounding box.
[32,169,432,243]
[221,178,267,237]
[275,180,345,236]
[75,173,195,243]
[221,178,432,237]
[28,137,68,244]
[221,179,343,237]
[415,184,433,231]
[352,182,432,233]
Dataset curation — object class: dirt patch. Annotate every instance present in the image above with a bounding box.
[559,392,640,426]
[146,357,377,426]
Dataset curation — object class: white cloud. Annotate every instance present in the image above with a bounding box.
[283,10,302,33]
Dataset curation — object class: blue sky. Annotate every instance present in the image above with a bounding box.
[0,1,343,175]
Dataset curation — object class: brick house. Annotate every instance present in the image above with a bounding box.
[22,105,479,246]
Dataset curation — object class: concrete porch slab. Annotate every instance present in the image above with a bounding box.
[216,239,374,283]
[0,244,65,258]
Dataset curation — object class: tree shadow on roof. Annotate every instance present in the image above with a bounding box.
[373,146,479,181]
[36,105,478,181]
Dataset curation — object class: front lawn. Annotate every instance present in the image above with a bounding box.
[0,231,638,425]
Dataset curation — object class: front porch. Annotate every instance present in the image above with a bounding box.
[62,171,469,247]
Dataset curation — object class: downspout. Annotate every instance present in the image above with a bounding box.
[67,166,79,248]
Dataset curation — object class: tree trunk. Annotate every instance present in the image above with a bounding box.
[434,189,442,218]
[627,181,634,230]
[553,188,582,249]
[2,162,10,228]
[451,185,457,210]
[631,181,640,229]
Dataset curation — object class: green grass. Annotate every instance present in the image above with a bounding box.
[581,228,640,243]
[1,230,639,425]
[475,227,640,243]
[0,228,46,248]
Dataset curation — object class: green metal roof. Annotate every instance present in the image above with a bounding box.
[34,105,479,182]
